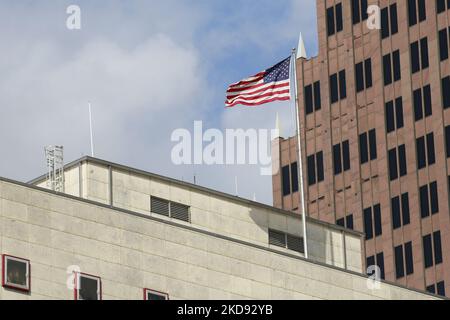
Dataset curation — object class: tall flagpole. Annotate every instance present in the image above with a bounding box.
[291,48,308,259]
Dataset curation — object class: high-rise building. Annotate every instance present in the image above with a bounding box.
[0,156,438,300]
[272,0,450,297]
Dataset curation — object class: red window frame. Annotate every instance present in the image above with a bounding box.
[143,288,169,300]
[74,272,102,300]
[1,254,31,293]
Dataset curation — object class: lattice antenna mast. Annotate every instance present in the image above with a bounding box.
[45,146,64,192]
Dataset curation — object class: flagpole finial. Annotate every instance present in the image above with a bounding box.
[297,32,308,59]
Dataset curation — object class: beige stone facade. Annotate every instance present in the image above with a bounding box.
[0,157,439,299]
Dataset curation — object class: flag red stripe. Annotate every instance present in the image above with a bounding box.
[227,82,290,98]
[226,89,290,104]
[226,96,290,108]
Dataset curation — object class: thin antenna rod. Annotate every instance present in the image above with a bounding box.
[235,176,239,196]
[88,102,95,157]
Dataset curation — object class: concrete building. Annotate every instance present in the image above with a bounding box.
[272,0,450,297]
[0,156,438,299]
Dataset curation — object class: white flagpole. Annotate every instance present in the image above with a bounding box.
[88,102,95,157]
[291,48,308,259]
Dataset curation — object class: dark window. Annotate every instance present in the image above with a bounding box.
[1,255,30,292]
[420,184,430,218]
[392,193,411,229]
[414,85,432,121]
[381,4,398,39]
[423,234,434,268]
[399,145,407,177]
[282,165,291,196]
[346,214,354,230]
[352,0,368,24]
[381,7,390,39]
[366,255,375,273]
[420,38,429,70]
[333,143,342,175]
[402,193,411,226]
[445,125,450,157]
[364,207,373,240]
[352,0,360,24]
[373,204,382,237]
[437,0,449,13]
[388,145,407,180]
[443,76,450,109]
[327,4,343,36]
[416,136,426,169]
[75,273,101,300]
[304,85,313,115]
[434,231,443,265]
[369,129,377,160]
[395,245,405,279]
[408,0,426,26]
[418,0,426,22]
[317,152,324,182]
[333,141,350,175]
[360,130,377,164]
[339,70,347,100]
[411,38,429,73]
[330,73,339,103]
[392,196,401,229]
[327,7,335,36]
[144,289,169,300]
[336,3,344,32]
[304,81,321,115]
[337,218,345,227]
[386,98,404,132]
[364,204,381,239]
[419,182,438,218]
[427,284,436,294]
[383,53,392,85]
[307,155,316,186]
[335,3,343,32]
[356,59,372,93]
[393,50,401,81]
[439,28,449,61]
[423,85,432,117]
[307,153,324,186]
[355,62,364,93]
[359,132,368,164]
[390,4,398,35]
[431,181,439,215]
[314,81,321,111]
[411,41,420,73]
[408,0,417,26]
[405,242,414,275]
[386,100,395,133]
[437,281,446,297]
[342,140,350,171]
[389,148,398,181]
[383,50,401,85]
[376,252,386,280]
[427,133,436,166]
[291,162,299,193]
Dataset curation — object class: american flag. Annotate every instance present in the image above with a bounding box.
[225,57,291,107]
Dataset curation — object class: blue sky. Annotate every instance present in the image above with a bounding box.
[0,0,318,204]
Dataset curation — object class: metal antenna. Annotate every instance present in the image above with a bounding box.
[45,146,64,192]
[235,176,239,196]
[88,101,95,157]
